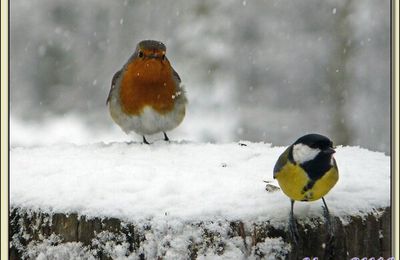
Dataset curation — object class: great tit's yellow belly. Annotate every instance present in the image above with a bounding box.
[276,162,339,201]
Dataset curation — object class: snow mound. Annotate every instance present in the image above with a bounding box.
[10,142,390,223]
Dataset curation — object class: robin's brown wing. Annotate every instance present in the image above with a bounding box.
[172,68,181,84]
[106,70,122,105]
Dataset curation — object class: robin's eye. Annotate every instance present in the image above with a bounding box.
[138,51,144,58]
[161,54,166,60]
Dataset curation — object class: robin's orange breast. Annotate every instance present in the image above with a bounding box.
[119,59,177,115]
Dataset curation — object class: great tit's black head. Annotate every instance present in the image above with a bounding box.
[291,134,335,164]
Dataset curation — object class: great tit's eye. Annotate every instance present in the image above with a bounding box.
[138,51,144,58]
[309,143,317,149]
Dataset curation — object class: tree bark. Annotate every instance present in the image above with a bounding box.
[9,207,391,259]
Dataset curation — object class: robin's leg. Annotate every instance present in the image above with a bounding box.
[322,197,334,237]
[163,132,170,142]
[288,199,299,244]
[142,136,150,145]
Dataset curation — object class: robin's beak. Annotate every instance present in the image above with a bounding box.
[146,53,164,60]
[323,147,336,155]
[147,54,158,59]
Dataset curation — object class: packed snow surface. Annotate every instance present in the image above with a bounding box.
[11,142,390,223]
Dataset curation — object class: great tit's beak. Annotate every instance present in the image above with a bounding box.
[323,147,336,155]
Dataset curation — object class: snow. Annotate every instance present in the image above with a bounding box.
[11,0,391,156]
[24,234,95,260]
[10,109,237,146]
[10,142,390,224]
[10,115,129,147]
[21,231,290,260]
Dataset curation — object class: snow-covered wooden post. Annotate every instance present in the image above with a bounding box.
[10,143,392,259]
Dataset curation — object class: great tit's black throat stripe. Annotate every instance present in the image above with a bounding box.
[301,153,333,181]
[302,180,316,193]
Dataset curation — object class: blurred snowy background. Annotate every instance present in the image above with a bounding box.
[10,0,390,153]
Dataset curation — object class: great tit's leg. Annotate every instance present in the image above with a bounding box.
[321,197,336,258]
[322,197,334,237]
[288,199,299,244]
[163,132,170,142]
[143,136,150,145]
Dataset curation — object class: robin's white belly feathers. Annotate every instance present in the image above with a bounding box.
[108,87,186,136]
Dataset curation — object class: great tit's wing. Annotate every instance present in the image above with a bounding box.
[273,147,291,179]
[106,69,122,105]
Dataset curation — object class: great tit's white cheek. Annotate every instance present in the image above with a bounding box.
[292,143,320,164]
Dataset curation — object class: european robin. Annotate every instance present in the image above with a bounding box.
[107,40,187,144]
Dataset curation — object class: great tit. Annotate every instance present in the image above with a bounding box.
[273,133,339,242]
